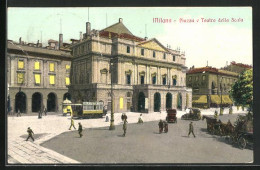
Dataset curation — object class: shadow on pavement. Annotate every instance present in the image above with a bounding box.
[117,134,125,137]
[90,128,109,131]
[181,136,189,138]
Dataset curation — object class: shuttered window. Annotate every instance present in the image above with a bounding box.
[17,73,24,84]
[120,97,124,109]
[18,60,24,69]
[65,77,70,85]
[34,61,40,70]
[35,74,41,84]
[49,75,55,84]
[49,63,55,72]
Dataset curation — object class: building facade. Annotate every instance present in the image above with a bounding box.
[7,37,72,113]
[186,66,239,108]
[69,18,192,113]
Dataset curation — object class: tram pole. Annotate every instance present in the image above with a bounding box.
[109,60,115,130]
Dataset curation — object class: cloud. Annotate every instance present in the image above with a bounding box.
[156,21,252,68]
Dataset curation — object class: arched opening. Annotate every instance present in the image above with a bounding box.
[47,93,57,112]
[154,92,161,112]
[177,93,182,110]
[63,92,71,100]
[211,81,216,94]
[166,93,172,109]
[15,92,26,113]
[32,92,42,112]
[138,92,145,112]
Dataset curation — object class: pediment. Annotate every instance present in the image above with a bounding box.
[138,39,168,52]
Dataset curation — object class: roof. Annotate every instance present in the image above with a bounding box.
[187,66,239,77]
[137,38,169,52]
[48,39,58,43]
[7,42,72,58]
[99,30,144,42]
[101,21,133,35]
[230,61,252,69]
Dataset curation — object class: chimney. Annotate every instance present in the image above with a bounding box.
[80,31,83,41]
[119,18,123,23]
[19,37,22,44]
[59,34,63,49]
[86,22,91,36]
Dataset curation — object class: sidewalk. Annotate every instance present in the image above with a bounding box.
[7,107,247,164]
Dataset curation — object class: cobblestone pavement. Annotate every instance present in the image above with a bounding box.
[7,107,249,164]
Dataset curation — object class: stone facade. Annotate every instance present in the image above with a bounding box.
[7,40,72,113]
[69,18,192,113]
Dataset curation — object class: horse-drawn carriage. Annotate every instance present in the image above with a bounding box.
[181,108,201,121]
[166,109,177,123]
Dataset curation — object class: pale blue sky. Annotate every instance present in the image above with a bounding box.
[7,7,252,68]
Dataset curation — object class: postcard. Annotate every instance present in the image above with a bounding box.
[7,7,253,164]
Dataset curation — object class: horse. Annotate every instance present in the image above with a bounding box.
[202,115,218,133]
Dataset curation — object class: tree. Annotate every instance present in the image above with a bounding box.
[230,68,253,111]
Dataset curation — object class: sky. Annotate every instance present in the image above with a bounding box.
[7,7,252,68]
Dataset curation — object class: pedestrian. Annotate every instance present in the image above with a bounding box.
[26,127,34,141]
[105,115,109,122]
[137,114,143,124]
[158,119,164,134]
[78,122,83,138]
[163,121,168,133]
[121,113,124,122]
[69,117,76,130]
[123,119,127,137]
[214,110,218,119]
[38,109,42,119]
[229,106,233,114]
[188,122,196,138]
[17,109,21,117]
[44,107,47,116]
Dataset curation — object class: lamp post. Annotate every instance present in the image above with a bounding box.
[109,60,115,130]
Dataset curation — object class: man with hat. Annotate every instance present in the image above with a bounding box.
[123,119,128,137]
[188,122,196,138]
[158,119,164,134]
[69,117,76,130]
[26,127,34,141]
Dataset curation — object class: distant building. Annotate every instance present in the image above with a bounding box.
[186,66,239,108]
[7,36,72,114]
[69,18,192,113]
[222,61,252,74]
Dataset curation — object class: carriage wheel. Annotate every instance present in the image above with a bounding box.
[238,137,247,149]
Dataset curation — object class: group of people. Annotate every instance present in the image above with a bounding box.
[38,106,47,119]
[68,117,83,137]
[158,120,168,133]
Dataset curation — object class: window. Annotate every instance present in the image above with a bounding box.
[127,74,131,85]
[141,75,145,84]
[120,97,124,109]
[173,78,177,86]
[173,56,175,61]
[189,76,192,81]
[17,73,24,84]
[49,63,55,72]
[34,74,41,85]
[163,77,167,85]
[34,61,40,70]
[152,76,156,84]
[195,76,199,81]
[141,49,144,56]
[18,60,24,69]
[66,77,70,85]
[202,75,206,81]
[49,75,55,85]
[127,46,130,53]
[66,64,70,73]
[153,51,156,58]
[163,53,166,59]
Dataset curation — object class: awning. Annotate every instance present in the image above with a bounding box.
[210,95,221,104]
[221,95,233,104]
[192,95,207,104]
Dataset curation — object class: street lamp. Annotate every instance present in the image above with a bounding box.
[109,60,115,130]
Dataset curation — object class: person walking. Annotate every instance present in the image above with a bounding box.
[26,127,34,141]
[69,117,76,130]
[158,119,164,134]
[188,122,196,138]
[38,109,42,119]
[44,107,47,116]
[78,122,83,138]
[163,121,168,133]
[17,109,21,117]
[123,119,127,137]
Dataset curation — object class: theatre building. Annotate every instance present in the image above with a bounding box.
[7,37,72,114]
[69,18,192,113]
[186,66,239,108]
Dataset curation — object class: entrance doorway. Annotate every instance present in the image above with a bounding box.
[154,92,161,112]
[166,93,172,109]
[15,92,26,113]
[47,93,57,112]
[32,92,42,112]
[138,92,145,112]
